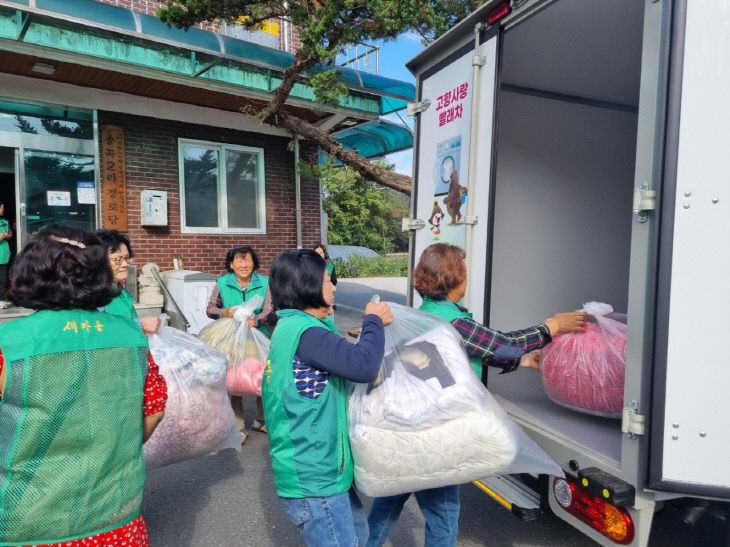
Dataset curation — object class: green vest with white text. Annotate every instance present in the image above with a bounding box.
[262,309,352,498]
[0,309,148,546]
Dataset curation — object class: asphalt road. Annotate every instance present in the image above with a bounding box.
[143,278,727,546]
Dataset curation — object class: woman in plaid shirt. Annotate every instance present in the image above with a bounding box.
[367,243,587,547]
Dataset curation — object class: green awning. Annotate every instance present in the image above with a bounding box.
[0,0,414,114]
[320,119,413,163]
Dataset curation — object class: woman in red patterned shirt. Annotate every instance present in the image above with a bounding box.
[0,225,166,547]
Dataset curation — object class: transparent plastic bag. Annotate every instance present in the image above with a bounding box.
[348,302,562,497]
[541,302,627,418]
[198,295,270,396]
[144,325,240,468]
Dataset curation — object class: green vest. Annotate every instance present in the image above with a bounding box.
[0,219,9,265]
[419,297,483,378]
[262,310,352,498]
[217,272,269,337]
[0,309,149,546]
[104,286,139,320]
[322,314,337,331]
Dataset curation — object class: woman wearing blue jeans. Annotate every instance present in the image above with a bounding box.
[264,249,393,546]
[367,244,586,546]
[368,486,461,546]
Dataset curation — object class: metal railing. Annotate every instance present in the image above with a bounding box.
[338,42,380,74]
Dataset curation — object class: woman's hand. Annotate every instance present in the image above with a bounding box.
[221,307,234,319]
[365,302,393,326]
[141,315,161,334]
[0,364,6,401]
[143,410,164,443]
[246,317,256,328]
[546,311,588,336]
[519,351,541,371]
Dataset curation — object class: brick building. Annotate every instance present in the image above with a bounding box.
[0,0,413,279]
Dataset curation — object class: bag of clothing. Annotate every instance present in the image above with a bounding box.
[198,295,270,396]
[541,302,626,418]
[348,302,561,497]
[144,325,240,468]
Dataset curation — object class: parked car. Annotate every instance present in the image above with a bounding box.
[327,245,379,261]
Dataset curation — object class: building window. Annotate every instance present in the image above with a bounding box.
[179,139,266,234]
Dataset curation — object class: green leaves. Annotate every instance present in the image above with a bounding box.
[322,165,408,254]
[157,1,479,59]
[156,1,476,192]
[333,254,408,277]
[310,69,349,108]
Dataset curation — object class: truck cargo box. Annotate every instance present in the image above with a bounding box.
[405,1,730,545]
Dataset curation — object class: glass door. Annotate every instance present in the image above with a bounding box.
[22,150,96,239]
[0,100,96,248]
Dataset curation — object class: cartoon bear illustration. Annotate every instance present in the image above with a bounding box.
[443,170,467,225]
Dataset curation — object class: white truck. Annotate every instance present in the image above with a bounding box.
[403,0,730,545]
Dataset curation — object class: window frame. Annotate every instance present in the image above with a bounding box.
[178,138,266,234]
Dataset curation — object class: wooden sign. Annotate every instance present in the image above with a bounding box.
[100,124,128,231]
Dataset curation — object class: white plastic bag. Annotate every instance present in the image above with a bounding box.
[198,295,270,396]
[541,302,627,418]
[348,302,562,497]
[144,326,240,468]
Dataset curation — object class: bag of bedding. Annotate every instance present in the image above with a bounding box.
[348,302,562,497]
[198,295,270,396]
[144,325,240,468]
[540,302,626,418]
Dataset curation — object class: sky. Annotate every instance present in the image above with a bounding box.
[352,32,425,177]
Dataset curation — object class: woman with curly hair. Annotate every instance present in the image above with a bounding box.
[0,225,166,547]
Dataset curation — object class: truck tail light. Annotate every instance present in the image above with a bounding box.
[553,476,635,544]
[487,1,511,25]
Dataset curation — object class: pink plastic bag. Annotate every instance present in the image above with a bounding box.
[541,302,626,418]
[198,296,270,396]
[225,356,265,396]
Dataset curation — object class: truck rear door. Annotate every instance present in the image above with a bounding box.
[650,0,730,498]
[410,24,501,322]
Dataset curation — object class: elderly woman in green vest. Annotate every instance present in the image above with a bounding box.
[367,242,587,547]
[206,244,273,440]
[264,249,392,546]
[0,225,166,547]
[97,230,160,335]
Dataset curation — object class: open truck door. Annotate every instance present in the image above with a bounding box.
[408,16,502,322]
[649,0,730,500]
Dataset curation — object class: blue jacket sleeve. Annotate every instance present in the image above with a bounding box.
[296,314,385,383]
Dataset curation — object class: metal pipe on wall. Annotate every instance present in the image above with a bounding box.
[282,3,290,52]
[465,22,485,305]
[293,134,302,249]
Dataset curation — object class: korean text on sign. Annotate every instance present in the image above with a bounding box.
[436,83,469,128]
[100,125,128,231]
